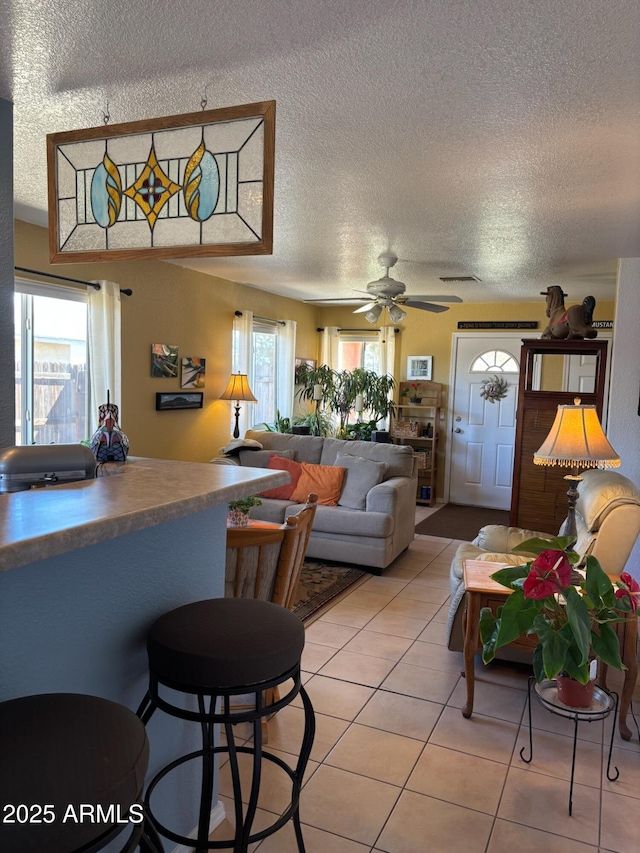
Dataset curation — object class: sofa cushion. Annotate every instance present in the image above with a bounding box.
[576,469,640,531]
[244,429,324,464]
[285,503,394,537]
[320,437,414,479]
[473,524,552,553]
[336,453,386,510]
[258,456,303,500]
[291,462,346,506]
[238,448,296,467]
[251,498,295,524]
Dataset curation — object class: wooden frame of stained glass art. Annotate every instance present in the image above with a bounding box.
[46,100,275,263]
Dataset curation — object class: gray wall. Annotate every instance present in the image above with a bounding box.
[0,98,14,449]
[609,258,640,578]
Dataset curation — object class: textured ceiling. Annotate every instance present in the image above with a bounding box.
[2,0,640,304]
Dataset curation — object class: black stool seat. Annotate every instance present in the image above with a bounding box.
[0,693,154,853]
[147,597,305,689]
[138,597,315,852]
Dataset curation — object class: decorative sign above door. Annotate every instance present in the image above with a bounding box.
[457,321,538,329]
[47,101,275,264]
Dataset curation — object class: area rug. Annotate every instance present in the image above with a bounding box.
[415,503,510,542]
[292,560,366,622]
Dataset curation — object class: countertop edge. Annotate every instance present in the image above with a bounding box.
[0,459,289,573]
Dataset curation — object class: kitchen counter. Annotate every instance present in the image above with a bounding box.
[0,456,288,572]
[0,455,289,840]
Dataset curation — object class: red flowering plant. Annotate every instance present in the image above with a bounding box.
[479,535,639,685]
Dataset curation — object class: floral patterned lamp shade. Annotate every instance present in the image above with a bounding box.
[46,101,275,263]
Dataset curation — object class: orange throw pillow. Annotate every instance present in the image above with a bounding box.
[258,455,303,500]
[290,462,346,506]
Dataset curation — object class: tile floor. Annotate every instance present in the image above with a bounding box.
[212,506,640,853]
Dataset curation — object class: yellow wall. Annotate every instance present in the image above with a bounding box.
[14,221,320,460]
[14,220,615,484]
[318,301,615,496]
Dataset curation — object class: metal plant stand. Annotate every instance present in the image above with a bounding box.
[520,677,619,815]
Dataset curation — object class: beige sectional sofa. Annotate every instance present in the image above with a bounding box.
[216,429,418,572]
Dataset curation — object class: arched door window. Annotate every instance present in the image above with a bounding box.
[470,350,519,373]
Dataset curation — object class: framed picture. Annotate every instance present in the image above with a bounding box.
[151,343,179,378]
[295,357,316,369]
[47,100,275,263]
[181,356,206,388]
[156,392,204,411]
[407,355,433,381]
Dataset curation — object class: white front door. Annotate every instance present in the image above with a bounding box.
[448,335,521,510]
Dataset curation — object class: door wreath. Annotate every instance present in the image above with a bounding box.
[480,375,509,403]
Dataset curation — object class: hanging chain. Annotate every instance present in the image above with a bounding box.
[103,101,110,125]
[201,84,210,111]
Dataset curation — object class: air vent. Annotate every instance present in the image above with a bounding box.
[439,275,482,283]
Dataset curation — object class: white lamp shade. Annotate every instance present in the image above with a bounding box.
[364,305,383,324]
[355,394,364,412]
[313,384,323,401]
[388,303,407,323]
[533,402,620,468]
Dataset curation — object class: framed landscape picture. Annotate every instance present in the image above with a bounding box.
[407,355,433,381]
[156,392,204,411]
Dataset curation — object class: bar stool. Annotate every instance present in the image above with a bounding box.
[137,597,315,853]
[0,692,162,853]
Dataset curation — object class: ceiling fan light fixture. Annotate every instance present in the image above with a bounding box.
[388,303,407,323]
[365,304,383,323]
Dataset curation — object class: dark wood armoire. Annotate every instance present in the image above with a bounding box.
[510,338,608,532]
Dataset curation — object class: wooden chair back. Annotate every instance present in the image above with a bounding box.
[225,494,318,610]
[272,494,318,609]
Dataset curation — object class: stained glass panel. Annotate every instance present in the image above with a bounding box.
[47,101,275,263]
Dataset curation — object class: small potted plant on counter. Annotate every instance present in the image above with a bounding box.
[227,495,262,527]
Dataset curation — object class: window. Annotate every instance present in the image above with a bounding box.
[251,320,278,427]
[470,350,519,373]
[232,311,296,432]
[337,334,381,373]
[15,282,88,445]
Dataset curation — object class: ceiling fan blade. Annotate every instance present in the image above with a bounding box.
[303,297,368,304]
[409,295,463,303]
[404,300,449,313]
[353,301,377,313]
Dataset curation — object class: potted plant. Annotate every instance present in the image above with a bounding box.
[295,364,396,437]
[401,383,422,404]
[479,535,639,707]
[227,495,262,527]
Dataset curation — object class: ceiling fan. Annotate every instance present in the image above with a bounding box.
[305,253,463,323]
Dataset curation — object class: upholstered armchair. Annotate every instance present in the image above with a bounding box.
[446,469,640,657]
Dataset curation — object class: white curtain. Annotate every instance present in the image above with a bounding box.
[87,280,121,431]
[378,325,396,377]
[231,309,253,437]
[321,325,339,368]
[276,319,297,420]
[378,325,397,428]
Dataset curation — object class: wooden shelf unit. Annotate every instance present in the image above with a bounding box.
[510,339,608,530]
[392,381,442,507]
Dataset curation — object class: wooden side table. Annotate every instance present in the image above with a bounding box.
[461,559,638,741]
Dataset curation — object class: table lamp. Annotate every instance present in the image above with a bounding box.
[533,397,620,539]
[220,373,257,438]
